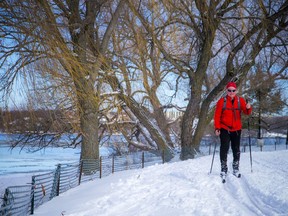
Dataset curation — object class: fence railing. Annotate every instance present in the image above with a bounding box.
[0,151,164,216]
[1,136,287,216]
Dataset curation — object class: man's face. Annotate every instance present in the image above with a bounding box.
[227,88,237,97]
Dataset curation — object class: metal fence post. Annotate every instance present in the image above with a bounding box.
[2,188,12,215]
[209,143,211,155]
[112,155,115,174]
[50,164,61,199]
[100,157,102,179]
[30,176,36,215]
[142,152,144,168]
[56,164,61,196]
[286,128,288,149]
[78,160,83,185]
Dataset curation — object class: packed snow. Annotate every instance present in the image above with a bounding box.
[31,150,288,216]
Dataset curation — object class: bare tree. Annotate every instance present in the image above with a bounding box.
[127,0,288,159]
[1,0,287,162]
[0,0,175,161]
[0,0,126,160]
[108,4,179,159]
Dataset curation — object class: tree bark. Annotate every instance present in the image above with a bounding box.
[120,94,174,162]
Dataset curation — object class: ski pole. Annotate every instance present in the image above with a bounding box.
[247,99,253,173]
[209,139,218,174]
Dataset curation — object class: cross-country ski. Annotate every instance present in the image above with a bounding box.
[233,172,241,178]
[220,172,227,183]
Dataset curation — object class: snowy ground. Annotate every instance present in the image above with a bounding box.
[31,150,288,216]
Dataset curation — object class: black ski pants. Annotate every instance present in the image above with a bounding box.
[219,129,241,172]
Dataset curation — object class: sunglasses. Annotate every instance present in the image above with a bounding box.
[227,89,236,92]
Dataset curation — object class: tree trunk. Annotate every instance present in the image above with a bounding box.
[180,99,199,160]
[150,90,174,148]
[106,74,174,161]
[191,98,212,155]
[74,76,100,160]
[80,103,99,160]
[121,95,174,161]
[154,108,174,148]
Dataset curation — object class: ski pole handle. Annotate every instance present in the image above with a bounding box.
[245,98,251,109]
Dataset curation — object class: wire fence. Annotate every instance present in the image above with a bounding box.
[0,151,164,216]
[1,136,287,216]
[202,136,288,155]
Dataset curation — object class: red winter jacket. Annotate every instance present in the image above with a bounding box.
[214,95,252,131]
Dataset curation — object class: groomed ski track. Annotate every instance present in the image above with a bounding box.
[34,150,288,216]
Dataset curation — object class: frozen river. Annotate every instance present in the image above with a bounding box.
[0,133,287,176]
[0,133,119,176]
[0,144,81,176]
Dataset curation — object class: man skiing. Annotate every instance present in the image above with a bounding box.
[214,82,252,181]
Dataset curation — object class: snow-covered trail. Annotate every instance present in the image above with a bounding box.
[34,150,288,216]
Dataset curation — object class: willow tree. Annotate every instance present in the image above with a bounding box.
[0,0,175,161]
[0,0,126,160]
[128,0,288,159]
[106,1,178,158]
[1,0,287,162]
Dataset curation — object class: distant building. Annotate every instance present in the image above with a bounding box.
[165,111,183,120]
